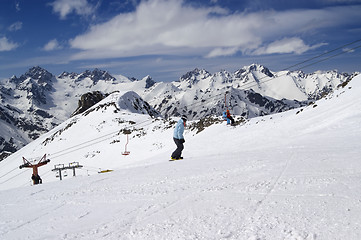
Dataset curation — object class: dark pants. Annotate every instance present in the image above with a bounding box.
[227,116,235,124]
[171,138,184,159]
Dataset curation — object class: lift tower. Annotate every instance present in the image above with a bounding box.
[19,154,50,185]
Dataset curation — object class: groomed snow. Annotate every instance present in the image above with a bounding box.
[0,75,360,239]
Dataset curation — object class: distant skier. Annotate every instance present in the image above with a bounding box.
[171,115,187,160]
[223,109,235,125]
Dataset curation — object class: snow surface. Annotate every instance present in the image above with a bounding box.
[0,75,361,239]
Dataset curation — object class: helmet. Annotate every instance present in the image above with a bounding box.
[181,115,187,122]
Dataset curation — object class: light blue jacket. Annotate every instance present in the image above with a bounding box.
[173,119,185,139]
[223,111,230,124]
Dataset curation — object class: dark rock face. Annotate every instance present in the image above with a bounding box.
[0,151,12,162]
[145,76,156,89]
[0,137,17,154]
[71,91,105,117]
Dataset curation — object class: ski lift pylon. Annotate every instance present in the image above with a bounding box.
[225,91,228,110]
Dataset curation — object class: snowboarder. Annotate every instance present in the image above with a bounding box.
[223,109,235,125]
[171,115,187,160]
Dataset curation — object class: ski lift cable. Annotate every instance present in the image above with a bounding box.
[0,167,19,179]
[41,169,53,178]
[293,45,361,72]
[49,130,120,157]
[280,38,361,72]
[50,135,116,159]
[47,118,152,158]
[0,169,29,185]
[45,118,154,159]
[47,115,175,159]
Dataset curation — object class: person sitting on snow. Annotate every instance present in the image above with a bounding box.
[31,174,42,185]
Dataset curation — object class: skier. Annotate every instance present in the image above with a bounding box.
[171,115,187,160]
[223,109,235,125]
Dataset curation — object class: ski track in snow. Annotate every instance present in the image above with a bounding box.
[3,144,361,240]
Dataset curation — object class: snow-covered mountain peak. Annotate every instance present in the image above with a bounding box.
[179,68,211,84]
[234,64,274,79]
[76,69,116,83]
[58,71,79,79]
[9,66,55,85]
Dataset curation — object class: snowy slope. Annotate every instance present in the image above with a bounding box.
[0,74,360,239]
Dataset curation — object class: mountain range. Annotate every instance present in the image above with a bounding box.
[0,64,356,158]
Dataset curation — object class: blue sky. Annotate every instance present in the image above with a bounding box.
[1,0,361,82]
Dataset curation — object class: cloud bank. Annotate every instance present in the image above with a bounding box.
[64,0,361,60]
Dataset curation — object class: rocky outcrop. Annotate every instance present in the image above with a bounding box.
[71,91,105,117]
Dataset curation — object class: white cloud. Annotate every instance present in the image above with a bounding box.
[68,0,361,60]
[252,37,327,55]
[343,47,355,53]
[0,37,19,51]
[43,39,62,51]
[15,1,21,11]
[8,21,23,31]
[205,47,240,58]
[50,0,95,19]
